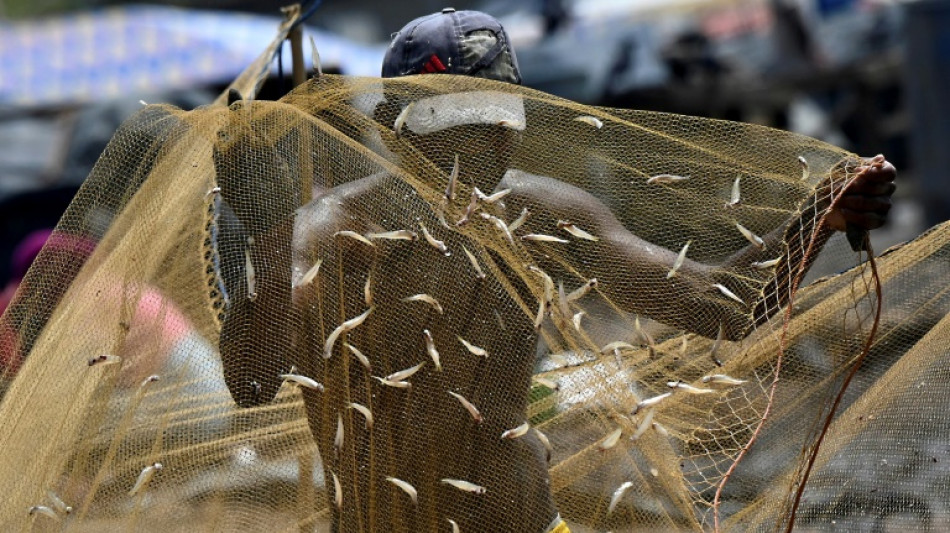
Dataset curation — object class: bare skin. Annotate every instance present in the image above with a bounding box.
[217,111,895,531]
[290,173,556,532]
[279,153,894,532]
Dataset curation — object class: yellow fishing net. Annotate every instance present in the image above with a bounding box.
[1,19,948,533]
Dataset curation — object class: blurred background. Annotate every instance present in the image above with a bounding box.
[0,0,947,304]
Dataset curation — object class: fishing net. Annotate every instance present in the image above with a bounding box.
[1,22,948,533]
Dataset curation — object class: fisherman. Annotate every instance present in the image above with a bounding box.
[218,9,896,532]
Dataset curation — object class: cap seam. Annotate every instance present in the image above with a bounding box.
[451,11,463,74]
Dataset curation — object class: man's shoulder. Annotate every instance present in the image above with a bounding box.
[298,171,394,215]
[499,168,562,192]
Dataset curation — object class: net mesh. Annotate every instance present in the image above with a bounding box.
[1,32,947,533]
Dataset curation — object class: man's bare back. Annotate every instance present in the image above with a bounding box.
[290,172,556,531]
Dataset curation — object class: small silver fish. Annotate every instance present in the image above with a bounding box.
[667,381,715,394]
[386,361,426,382]
[334,230,374,247]
[557,220,599,241]
[244,249,257,301]
[441,478,486,495]
[481,212,515,245]
[608,481,635,516]
[557,281,571,320]
[457,336,488,357]
[727,176,741,207]
[528,265,555,307]
[309,35,323,76]
[87,354,122,367]
[447,518,460,533]
[47,491,72,515]
[386,477,418,504]
[736,222,765,250]
[332,471,342,509]
[634,393,671,414]
[713,283,745,306]
[574,115,604,129]
[462,246,487,280]
[508,207,530,232]
[646,174,689,185]
[702,374,747,386]
[299,259,323,286]
[324,308,373,359]
[477,188,512,204]
[348,402,374,430]
[521,234,568,244]
[447,391,483,424]
[798,155,809,181]
[334,413,345,451]
[129,462,163,496]
[501,422,530,440]
[373,376,412,389]
[420,222,450,256]
[634,316,656,348]
[567,278,598,302]
[652,422,669,437]
[533,298,547,331]
[632,408,655,440]
[345,343,372,372]
[710,322,724,366]
[534,428,553,463]
[498,119,523,129]
[424,329,442,371]
[138,375,160,389]
[572,311,585,331]
[667,240,691,279]
[599,426,623,451]
[436,203,452,230]
[456,189,480,227]
[493,308,507,331]
[28,506,58,520]
[445,153,459,202]
[280,373,325,392]
[403,294,444,314]
[394,104,412,136]
[532,376,559,390]
[751,257,780,269]
[600,341,637,355]
[366,229,418,241]
[364,274,373,307]
[548,352,568,367]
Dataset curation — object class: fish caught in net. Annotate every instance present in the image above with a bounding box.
[1,18,948,533]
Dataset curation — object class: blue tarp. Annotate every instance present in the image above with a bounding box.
[0,4,385,107]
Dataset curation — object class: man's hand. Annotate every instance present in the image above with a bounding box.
[826,155,896,233]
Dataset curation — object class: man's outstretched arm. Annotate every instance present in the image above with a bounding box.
[498,156,896,340]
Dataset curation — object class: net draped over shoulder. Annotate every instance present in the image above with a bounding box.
[0,72,947,533]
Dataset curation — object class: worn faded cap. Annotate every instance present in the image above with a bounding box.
[382,8,522,85]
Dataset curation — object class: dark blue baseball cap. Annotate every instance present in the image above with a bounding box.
[382,8,522,85]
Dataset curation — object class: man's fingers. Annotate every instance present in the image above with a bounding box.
[836,193,893,214]
[836,208,888,231]
[825,156,896,233]
[844,179,896,198]
[855,159,896,183]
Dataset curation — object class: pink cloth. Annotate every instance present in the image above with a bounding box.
[0,314,20,374]
[0,282,16,317]
[1,230,192,381]
[10,229,53,280]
